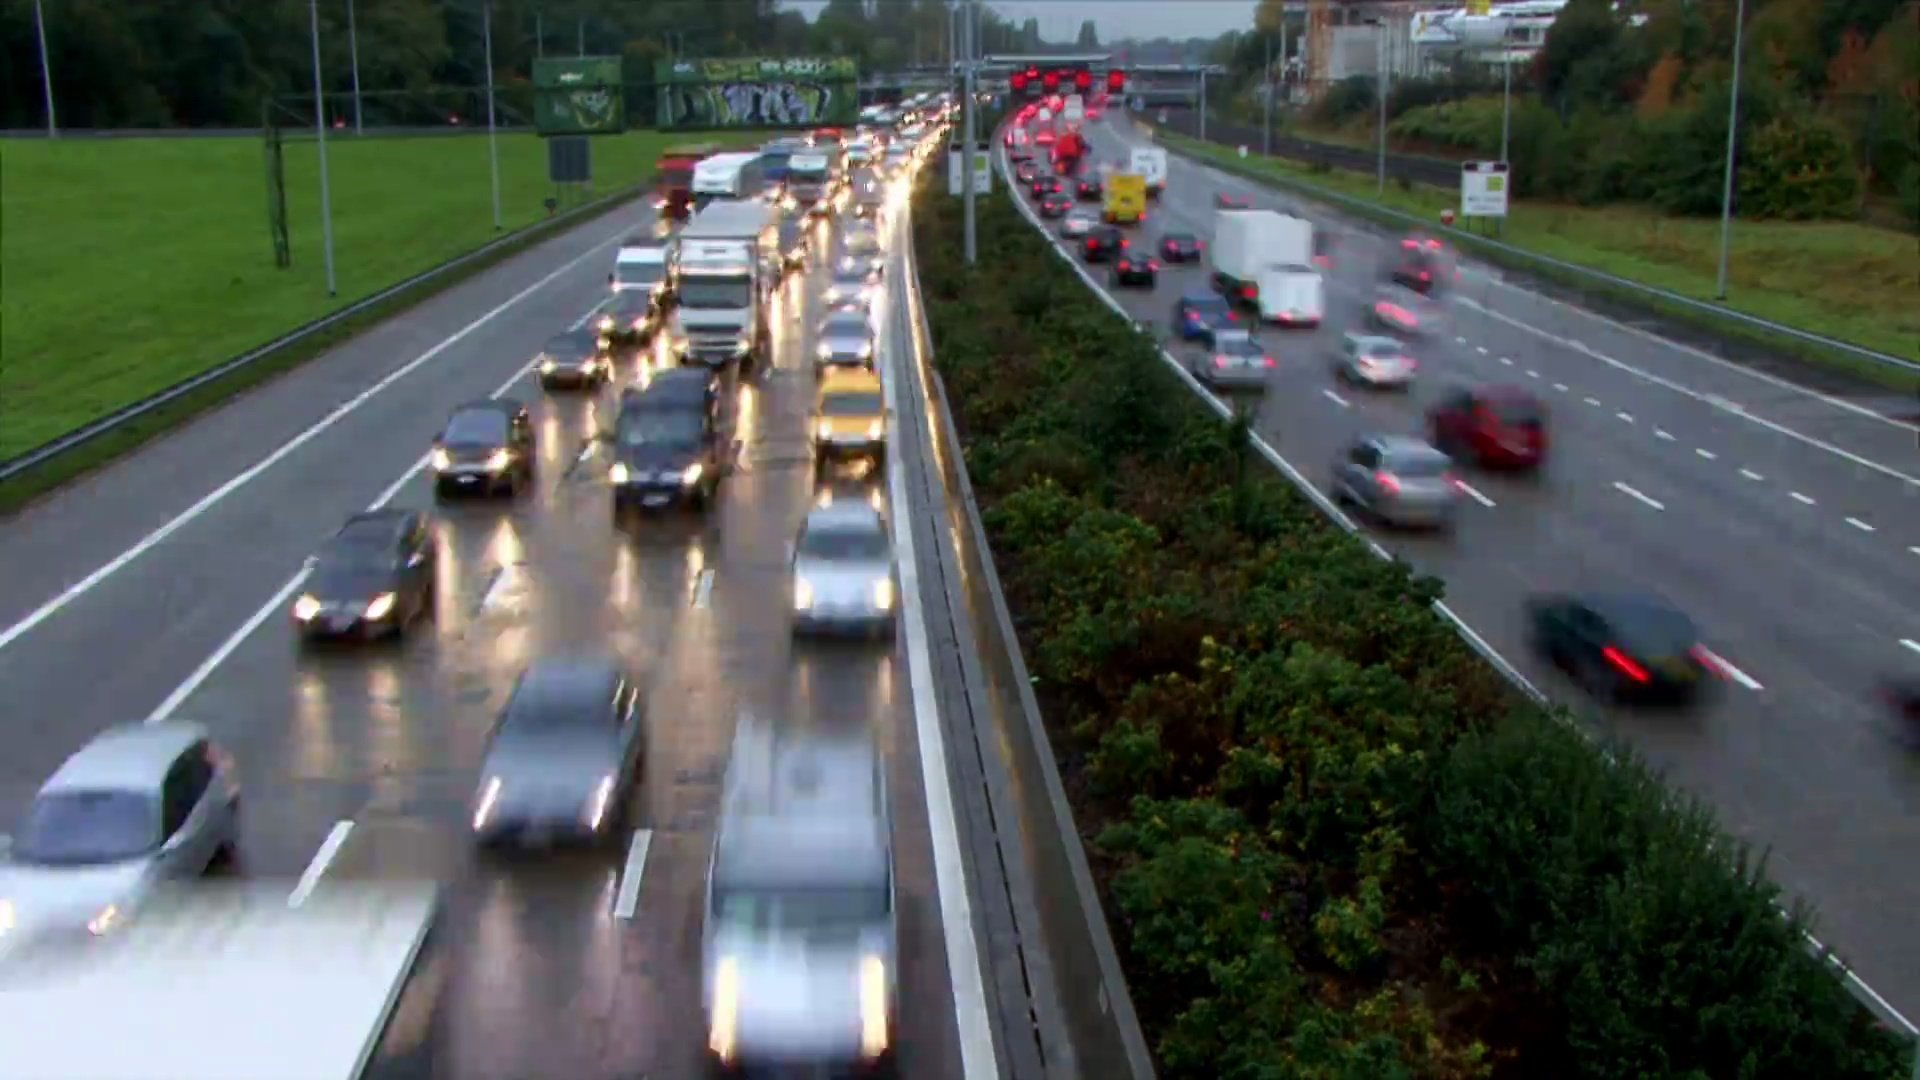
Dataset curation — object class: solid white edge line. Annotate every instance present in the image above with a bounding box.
[1695,645,1765,691]
[887,220,1001,1080]
[1900,639,1920,656]
[1611,481,1666,512]
[1321,388,1349,407]
[144,353,545,724]
[287,819,355,907]
[1130,123,1915,1035]
[612,828,652,919]
[1455,480,1497,509]
[0,230,629,656]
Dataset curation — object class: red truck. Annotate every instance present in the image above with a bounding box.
[655,142,720,221]
[1050,128,1088,178]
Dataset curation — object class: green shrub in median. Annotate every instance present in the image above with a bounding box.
[910,173,1912,1078]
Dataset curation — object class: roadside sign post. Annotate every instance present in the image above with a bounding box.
[305,0,336,296]
[1460,161,1509,237]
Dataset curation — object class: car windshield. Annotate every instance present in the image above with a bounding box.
[1218,337,1262,357]
[1388,452,1451,478]
[1603,600,1699,654]
[1186,298,1231,319]
[799,522,890,560]
[444,409,507,444]
[821,391,883,417]
[823,315,868,338]
[618,409,704,449]
[678,278,749,309]
[14,789,159,865]
[1270,262,1313,274]
[832,271,869,287]
[711,883,891,934]
[544,334,597,360]
[1358,340,1403,358]
[615,261,663,286]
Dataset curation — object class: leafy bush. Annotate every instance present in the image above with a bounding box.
[1738,113,1864,219]
[909,173,1912,1078]
[1314,75,1380,126]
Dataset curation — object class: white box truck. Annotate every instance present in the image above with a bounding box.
[1209,209,1325,328]
[1129,146,1168,197]
[671,200,777,367]
[0,881,438,1080]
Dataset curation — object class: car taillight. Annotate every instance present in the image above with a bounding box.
[1147,260,1160,270]
[1374,471,1401,494]
[1118,260,1130,270]
[1213,356,1228,368]
[1602,646,1651,683]
[1120,238,1130,248]
[1225,311,1239,321]
[1241,285,1256,299]
[1418,271,1431,281]
[1262,356,1275,368]
[1195,241,1205,250]
[1313,255,1329,268]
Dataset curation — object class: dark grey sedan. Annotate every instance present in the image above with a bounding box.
[537,329,613,390]
[470,658,647,849]
[814,307,876,369]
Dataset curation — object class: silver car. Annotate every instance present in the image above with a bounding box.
[0,721,240,946]
[1060,208,1099,238]
[791,499,898,637]
[1329,434,1460,530]
[470,658,647,849]
[703,721,898,1074]
[824,264,880,306]
[815,307,877,368]
[1333,333,1418,389]
[1192,329,1275,391]
[1369,283,1442,338]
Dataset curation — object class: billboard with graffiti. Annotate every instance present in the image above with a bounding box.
[534,57,625,134]
[655,57,859,129]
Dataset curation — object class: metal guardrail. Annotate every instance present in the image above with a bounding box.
[1143,115,1920,375]
[0,125,534,139]
[0,179,650,486]
[991,131,1920,1063]
[1149,109,1460,186]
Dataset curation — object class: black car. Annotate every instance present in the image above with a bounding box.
[776,220,811,274]
[1527,592,1718,704]
[536,329,613,391]
[432,399,534,498]
[1082,225,1128,263]
[608,369,729,513]
[1075,177,1102,201]
[1030,175,1065,199]
[1159,232,1204,263]
[1039,191,1074,218]
[1013,160,1040,184]
[292,510,437,640]
[598,288,658,344]
[1110,250,1158,288]
[1388,234,1456,294]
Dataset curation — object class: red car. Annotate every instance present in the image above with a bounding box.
[1428,385,1548,470]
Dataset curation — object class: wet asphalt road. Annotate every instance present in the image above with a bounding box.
[0,200,968,1077]
[1021,118,1920,1024]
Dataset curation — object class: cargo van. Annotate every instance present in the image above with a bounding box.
[1102,173,1147,225]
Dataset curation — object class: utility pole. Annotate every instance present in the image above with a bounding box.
[483,0,502,230]
[1498,49,1512,164]
[1262,36,1273,156]
[32,0,56,137]
[346,0,364,134]
[1375,22,1388,197]
[307,0,338,295]
[1198,68,1207,141]
[961,0,977,265]
[1713,0,1747,300]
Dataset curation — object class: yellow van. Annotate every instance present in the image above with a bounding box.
[813,367,888,472]
[1103,173,1147,225]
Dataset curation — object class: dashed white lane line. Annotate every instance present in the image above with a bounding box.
[288,820,355,908]
[1846,517,1876,533]
[1695,448,1717,460]
[1655,429,1675,441]
[478,564,525,613]
[1616,411,1635,424]
[1696,646,1765,691]
[1498,356,1513,366]
[612,828,653,919]
[1791,491,1817,505]
[573,443,595,467]
[1476,345,1490,355]
[1322,388,1350,407]
[1910,546,1920,557]
[1526,369,1540,378]
[1455,480,1497,508]
[1583,396,1602,407]
[1553,383,1569,392]
[692,568,715,608]
[1741,468,1765,481]
[1902,638,1920,656]
[1612,481,1665,511]
[1455,335,1468,344]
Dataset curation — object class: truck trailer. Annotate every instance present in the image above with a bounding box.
[1209,209,1326,327]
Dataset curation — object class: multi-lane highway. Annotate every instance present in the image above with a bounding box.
[1013,116,1920,1025]
[0,174,995,1075]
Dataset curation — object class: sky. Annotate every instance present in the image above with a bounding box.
[779,1,1262,42]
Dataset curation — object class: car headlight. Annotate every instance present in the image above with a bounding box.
[539,357,556,374]
[872,578,894,610]
[816,419,833,441]
[678,463,704,487]
[364,592,396,621]
[485,449,512,472]
[817,342,834,359]
[87,904,121,937]
[292,594,321,621]
[866,419,883,440]
[859,341,874,359]
[0,898,15,936]
[734,338,752,356]
[710,955,740,1061]
[608,462,629,484]
[599,315,615,331]
[472,776,503,831]
[860,954,889,1058]
[431,448,451,471]
[794,577,815,609]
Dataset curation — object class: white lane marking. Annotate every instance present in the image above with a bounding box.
[572,443,595,467]
[1902,639,1920,656]
[144,352,548,723]
[1696,448,1717,460]
[1910,546,1920,556]
[1696,645,1765,691]
[1454,335,1467,344]
[1553,383,1569,392]
[1655,429,1675,441]
[0,232,627,655]
[478,565,521,612]
[1322,388,1350,407]
[1583,396,1602,407]
[1526,369,1540,378]
[888,224,1001,1079]
[1612,481,1665,511]
[1497,355,1512,365]
[612,829,652,919]
[1846,517,1876,533]
[692,568,715,608]
[1791,491,1817,505]
[1455,480,1497,508]
[288,820,355,908]
[1740,468,1765,481]
[1458,301,1920,489]
[1476,345,1489,355]
[1616,412,1635,424]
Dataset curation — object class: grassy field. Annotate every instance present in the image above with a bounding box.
[0,131,765,460]
[1158,129,1920,386]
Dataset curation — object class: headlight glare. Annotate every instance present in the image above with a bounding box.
[364,593,396,621]
[485,449,512,472]
[608,462,630,484]
[430,448,451,471]
[794,578,814,609]
[292,594,321,621]
[679,463,704,487]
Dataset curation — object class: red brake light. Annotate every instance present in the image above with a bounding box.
[1147,260,1160,270]
[1196,241,1205,249]
[1602,646,1651,683]
[1313,255,1329,267]
[1427,239,1443,249]
[1262,356,1275,368]
[1225,311,1239,321]
[1213,356,1228,368]
[1241,285,1256,299]
[1374,471,1402,494]
[1418,271,1431,281]
[1402,239,1418,249]
[1119,238,1130,248]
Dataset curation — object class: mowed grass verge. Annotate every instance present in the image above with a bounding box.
[0,131,756,461]
[1156,129,1920,386]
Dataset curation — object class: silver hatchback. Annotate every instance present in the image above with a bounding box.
[1060,208,1100,238]
[791,498,898,637]
[1332,333,1418,389]
[1329,434,1460,530]
[1192,329,1275,391]
[0,721,240,946]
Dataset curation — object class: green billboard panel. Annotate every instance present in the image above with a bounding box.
[533,56,624,134]
[655,57,859,129]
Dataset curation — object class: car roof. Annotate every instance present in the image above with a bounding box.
[504,657,622,720]
[333,509,414,544]
[1472,383,1541,405]
[628,368,716,404]
[1181,291,1228,304]
[45,721,210,793]
[1371,434,1444,458]
[451,398,522,419]
[1347,333,1403,351]
[1574,594,1699,643]
[821,366,881,391]
[714,726,888,886]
